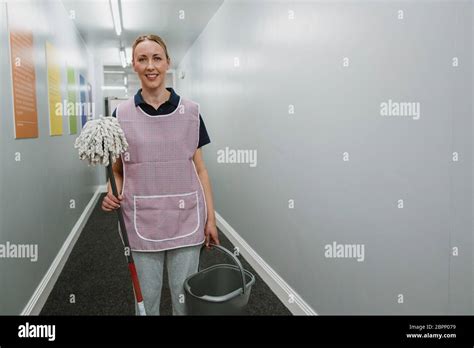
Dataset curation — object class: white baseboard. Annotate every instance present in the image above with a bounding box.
[21,185,106,315]
[215,211,317,316]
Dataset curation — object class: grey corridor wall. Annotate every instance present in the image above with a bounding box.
[0,0,104,314]
[177,0,473,314]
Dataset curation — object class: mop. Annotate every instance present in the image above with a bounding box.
[74,116,146,316]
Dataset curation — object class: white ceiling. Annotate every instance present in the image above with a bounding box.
[61,0,224,69]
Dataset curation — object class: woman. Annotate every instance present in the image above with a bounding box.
[101,34,220,315]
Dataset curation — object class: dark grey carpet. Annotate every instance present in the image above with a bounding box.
[40,193,291,315]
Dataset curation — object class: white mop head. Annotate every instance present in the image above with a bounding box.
[74,116,128,166]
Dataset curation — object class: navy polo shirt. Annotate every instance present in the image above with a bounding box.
[112,87,211,148]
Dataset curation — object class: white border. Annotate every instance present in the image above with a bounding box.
[21,185,104,315]
[129,235,205,253]
[192,159,207,225]
[133,191,200,242]
[116,100,127,197]
[195,102,201,150]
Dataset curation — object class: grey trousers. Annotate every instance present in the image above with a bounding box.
[131,244,202,315]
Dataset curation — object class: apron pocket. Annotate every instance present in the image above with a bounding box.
[134,191,199,242]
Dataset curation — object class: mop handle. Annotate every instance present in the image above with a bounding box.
[106,155,146,315]
[106,159,132,261]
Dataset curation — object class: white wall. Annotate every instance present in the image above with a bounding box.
[177,0,473,314]
[0,0,103,314]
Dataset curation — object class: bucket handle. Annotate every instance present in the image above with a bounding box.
[200,243,247,295]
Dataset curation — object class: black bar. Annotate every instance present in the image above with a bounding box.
[0,315,473,345]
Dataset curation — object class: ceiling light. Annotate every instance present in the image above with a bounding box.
[101,86,127,90]
[104,70,125,74]
[119,47,127,68]
[109,0,122,36]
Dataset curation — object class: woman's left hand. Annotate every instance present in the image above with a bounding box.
[204,221,220,248]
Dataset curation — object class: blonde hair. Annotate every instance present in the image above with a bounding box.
[131,34,170,63]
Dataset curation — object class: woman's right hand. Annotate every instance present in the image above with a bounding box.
[101,191,123,212]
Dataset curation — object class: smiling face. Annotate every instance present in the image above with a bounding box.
[132,39,170,91]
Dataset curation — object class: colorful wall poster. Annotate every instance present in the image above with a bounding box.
[87,82,93,119]
[10,30,39,139]
[67,67,78,134]
[46,41,63,136]
[79,74,87,127]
